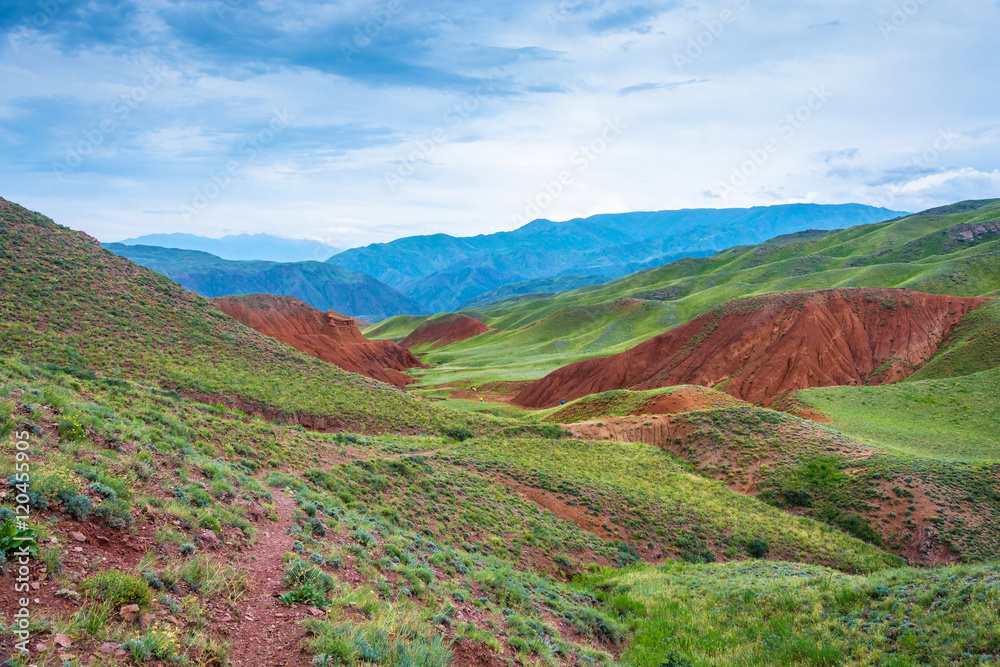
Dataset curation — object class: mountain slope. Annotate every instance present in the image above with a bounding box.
[115,232,340,262]
[514,289,989,408]
[399,314,493,350]
[396,200,1000,392]
[457,274,610,310]
[104,243,424,322]
[0,197,486,434]
[330,203,906,311]
[211,294,426,388]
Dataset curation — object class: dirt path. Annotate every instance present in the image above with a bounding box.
[228,490,313,667]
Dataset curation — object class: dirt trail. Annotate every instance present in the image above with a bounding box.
[228,490,313,667]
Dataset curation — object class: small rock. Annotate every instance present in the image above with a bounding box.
[198,529,220,549]
[73,547,83,552]
[220,614,232,622]
[308,607,324,617]
[70,531,87,543]
[101,642,118,654]
[48,536,58,543]
[139,613,155,628]
[96,535,110,544]
[35,642,49,652]
[30,582,39,590]
[165,615,180,626]
[115,649,127,657]
[54,633,72,648]
[120,604,140,622]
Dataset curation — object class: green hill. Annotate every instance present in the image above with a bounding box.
[104,243,424,323]
[1,196,997,667]
[401,200,1000,389]
[0,198,483,435]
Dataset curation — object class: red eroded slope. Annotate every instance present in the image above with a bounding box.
[212,294,426,388]
[515,288,991,408]
[399,314,492,349]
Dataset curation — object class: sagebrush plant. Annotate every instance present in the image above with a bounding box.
[82,570,153,608]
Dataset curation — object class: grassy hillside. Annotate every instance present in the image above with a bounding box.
[364,314,432,342]
[1,358,917,666]
[0,199,490,435]
[794,298,1000,460]
[403,200,1000,390]
[588,560,1000,666]
[798,368,1000,462]
[457,274,610,310]
[104,243,423,322]
[1,197,997,667]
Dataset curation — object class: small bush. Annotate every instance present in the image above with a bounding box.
[57,418,87,442]
[88,482,118,499]
[64,494,92,521]
[443,427,474,442]
[747,539,770,558]
[94,499,133,529]
[82,570,153,608]
[782,489,814,507]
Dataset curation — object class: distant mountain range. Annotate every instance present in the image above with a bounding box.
[114,232,340,263]
[328,203,908,312]
[103,244,422,323]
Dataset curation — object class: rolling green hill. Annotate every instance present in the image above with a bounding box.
[1,196,998,667]
[0,198,482,435]
[394,200,1000,390]
[104,243,424,323]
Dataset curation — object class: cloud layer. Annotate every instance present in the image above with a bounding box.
[1,0,998,246]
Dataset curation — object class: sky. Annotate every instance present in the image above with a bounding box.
[1,0,998,249]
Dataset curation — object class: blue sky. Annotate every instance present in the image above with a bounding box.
[1,0,998,247]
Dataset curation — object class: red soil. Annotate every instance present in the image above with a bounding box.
[399,314,492,349]
[212,294,426,388]
[515,288,990,408]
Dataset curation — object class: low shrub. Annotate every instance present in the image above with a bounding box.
[82,570,153,608]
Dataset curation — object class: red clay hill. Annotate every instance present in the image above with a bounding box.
[212,294,425,388]
[515,288,990,408]
[400,313,492,349]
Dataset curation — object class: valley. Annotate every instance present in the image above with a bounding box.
[1,197,998,667]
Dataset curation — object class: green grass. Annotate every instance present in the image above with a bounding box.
[911,299,1000,380]
[587,560,1000,667]
[798,368,1000,462]
[448,435,902,574]
[0,199,500,436]
[397,200,1000,389]
[363,314,431,341]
